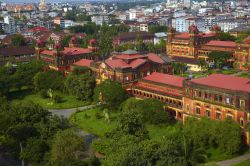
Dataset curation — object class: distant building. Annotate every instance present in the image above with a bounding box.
[39,0,47,11]
[113,32,154,47]
[154,32,167,45]
[4,16,15,34]
[217,19,247,32]
[91,15,109,26]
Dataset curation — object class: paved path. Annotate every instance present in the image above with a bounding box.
[217,154,250,166]
[49,105,96,118]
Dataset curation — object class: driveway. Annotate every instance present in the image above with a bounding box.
[217,154,250,166]
[49,105,96,118]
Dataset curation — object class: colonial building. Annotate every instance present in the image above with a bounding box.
[166,25,217,59]
[183,74,250,129]
[36,37,97,72]
[131,72,250,143]
[114,32,154,48]
[234,36,250,70]
[0,46,35,65]
[73,50,173,84]
[131,72,185,120]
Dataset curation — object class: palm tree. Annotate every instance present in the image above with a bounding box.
[182,135,208,166]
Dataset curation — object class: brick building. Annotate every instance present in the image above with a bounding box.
[36,37,97,72]
[131,72,250,143]
[73,50,173,84]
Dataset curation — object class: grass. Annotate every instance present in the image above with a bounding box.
[234,159,250,166]
[70,108,118,137]
[70,108,250,162]
[8,89,90,109]
[70,108,180,140]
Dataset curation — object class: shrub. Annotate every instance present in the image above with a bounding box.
[53,94,62,103]
[95,112,102,119]
[39,89,48,99]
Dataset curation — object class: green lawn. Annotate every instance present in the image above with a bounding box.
[70,108,179,140]
[234,159,250,166]
[70,108,250,162]
[8,89,90,109]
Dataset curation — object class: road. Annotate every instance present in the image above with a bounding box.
[49,104,98,145]
[49,104,96,118]
[216,154,250,166]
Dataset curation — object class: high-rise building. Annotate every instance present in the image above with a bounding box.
[39,0,47,11]
[183,0,191,8]
[4,16,15,34]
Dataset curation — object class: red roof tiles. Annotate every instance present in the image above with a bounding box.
[205,40,236,48]
[191,74,250,92]
[73,59,93,67]
[147,53,164,64]
[115,54,145,60]
[143,72,185,88]
[41,47,92,56]
[174,32,216,39]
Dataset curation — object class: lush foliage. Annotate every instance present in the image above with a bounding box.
[11,34,26,47]
[120,98,173,124]
[94,80,127,110]
[33,70,65,92]
[65,69,96,101]
[208,51,232,68]
[0,101,70,165]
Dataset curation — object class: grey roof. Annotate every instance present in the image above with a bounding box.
[159,54,175,63]
[121,49,138,55]
[228,26,250,32]
[155,32,167,38]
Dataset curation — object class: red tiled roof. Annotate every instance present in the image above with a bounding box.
[41,47,92,56]
[147,53,164,64]
[143,72,185,88]
[174,32,215,39]
[205,40,236,48]
[105,58,147,69]
[29,26,49,32]
[191,74,250,92]
[63,47,92,55]
[41,50,54,56]
[73,59,93,67]
[115,54,145,60]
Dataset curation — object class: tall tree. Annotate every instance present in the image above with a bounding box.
[49,129,86,166]
[11,34,26,47]
[94,80,127,110]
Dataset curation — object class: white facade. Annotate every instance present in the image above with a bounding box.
[4,16,15,34]
[154,32,167,45]
[91,15,109,25]
[217,19,247,32]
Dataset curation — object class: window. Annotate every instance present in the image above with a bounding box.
[198,91,202,98]
[240,100,245,108]
[219,95,223,102]
[186,104,190,112]
[216,112,221,120]
[226,97,231,104]
[196,107,201,115]
[240,118,244,127]
[226,115,233,119]
[204,93,208,99]
[205,110,210,117]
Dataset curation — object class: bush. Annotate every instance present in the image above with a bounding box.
[84,113,90,119]
[53,94,62,103]
[39,89,48,99]
[95,112,102,119]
